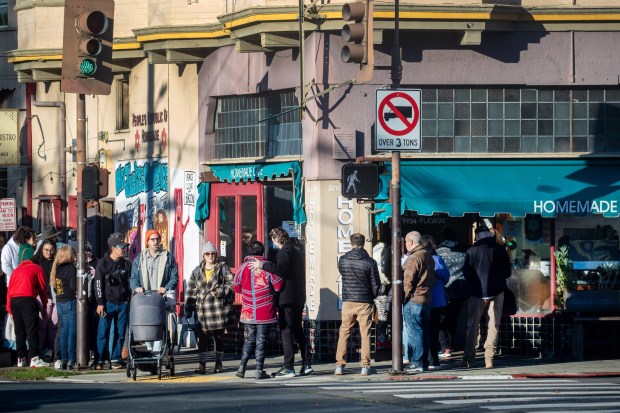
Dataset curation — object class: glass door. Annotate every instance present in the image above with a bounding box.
[206,182,263,271]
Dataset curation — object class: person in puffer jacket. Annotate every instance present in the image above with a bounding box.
[335,233,380,376]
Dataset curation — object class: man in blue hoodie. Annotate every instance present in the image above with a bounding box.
[335,233,380,376]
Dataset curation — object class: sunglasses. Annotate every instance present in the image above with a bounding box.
[205,252,217,256]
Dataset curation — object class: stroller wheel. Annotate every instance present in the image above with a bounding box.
[132,365,137,381]
[170,357,175,377]
[157,364,162,380]
[126,362,131,378]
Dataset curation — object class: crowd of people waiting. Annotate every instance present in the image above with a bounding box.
[1,222,511,378]
[1,225,312,379]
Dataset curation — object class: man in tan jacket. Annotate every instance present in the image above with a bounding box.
[402,231,435,374]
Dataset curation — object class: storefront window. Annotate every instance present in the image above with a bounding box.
[499,214,554,315]
[555,215,620,290]
[264,184,294,246]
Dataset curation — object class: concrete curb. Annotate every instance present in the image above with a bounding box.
[388,372,620,381]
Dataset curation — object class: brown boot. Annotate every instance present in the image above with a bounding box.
[194,362,206,374]
[213,351,224,373]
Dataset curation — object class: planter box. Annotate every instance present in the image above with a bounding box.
[564,289,620,312]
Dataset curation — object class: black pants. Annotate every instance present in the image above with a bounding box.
[11,297,41,360]
[196,328,224,353]
[438,297,466,351]
[427,306,444,366]
[439,297,467,350]
[279,304,309,370]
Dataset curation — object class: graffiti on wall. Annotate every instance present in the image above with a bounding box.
[115,159,169,259]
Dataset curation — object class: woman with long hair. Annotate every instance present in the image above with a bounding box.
[51,246,77,370]
[31,240,58,364]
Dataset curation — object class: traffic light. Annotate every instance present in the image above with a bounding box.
[341,163,380,199]
[82,165,100,201]
[341,1,373,64]
[61,0,114,95]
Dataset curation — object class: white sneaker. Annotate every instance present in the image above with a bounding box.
[17,357,26,367]
[360,366,373,376]
[334,365,345,376]
[30,356,49,368]
[54,360,63,369]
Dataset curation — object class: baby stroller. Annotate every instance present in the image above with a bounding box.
[126,291,177,380]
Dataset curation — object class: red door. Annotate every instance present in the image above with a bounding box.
[206,182,263,271]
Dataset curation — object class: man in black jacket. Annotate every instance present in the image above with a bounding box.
[249,227,310,378]
[335,233,380,376]
[459,226,511,369]
[94,233,132,370]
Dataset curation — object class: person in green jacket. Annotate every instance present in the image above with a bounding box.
[18,228,37,263]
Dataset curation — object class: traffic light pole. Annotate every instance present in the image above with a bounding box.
[389,0,405,375]
[76,94,89,368]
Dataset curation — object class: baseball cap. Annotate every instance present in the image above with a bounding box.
[108,233,129,249]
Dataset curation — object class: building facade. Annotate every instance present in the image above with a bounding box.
[6,0,620,359]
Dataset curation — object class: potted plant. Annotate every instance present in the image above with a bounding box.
[554,245,576,308]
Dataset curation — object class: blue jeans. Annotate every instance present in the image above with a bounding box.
[403,301,431,369]
[97,302,128,364]
[240,323,269,371]
[56,300,77,363]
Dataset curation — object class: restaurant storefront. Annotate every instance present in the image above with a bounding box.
[374,158,620,357]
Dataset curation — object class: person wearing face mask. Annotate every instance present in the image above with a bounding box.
[185,241,235,374]
[248,227,311,378]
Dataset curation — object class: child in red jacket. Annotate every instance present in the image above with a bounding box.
[233,241,284,379]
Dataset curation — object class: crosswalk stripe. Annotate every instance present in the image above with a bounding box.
[437,395,620,405]
[282,378,620,411]
[484,401,620,410]
[360,384,620,393]
[396,390,620,399]
[282,379,579,388]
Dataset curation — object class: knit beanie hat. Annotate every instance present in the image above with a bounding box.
[145,229,162,247]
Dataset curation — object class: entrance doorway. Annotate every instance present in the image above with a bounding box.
[206,182,263,270]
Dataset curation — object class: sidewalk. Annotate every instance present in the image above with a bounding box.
[44,349,620,384]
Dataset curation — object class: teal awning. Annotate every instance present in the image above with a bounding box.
[194,161,306,227]
[375,159,620,223]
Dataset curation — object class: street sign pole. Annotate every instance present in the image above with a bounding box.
[389,0,405,375]
[76,94,89,369]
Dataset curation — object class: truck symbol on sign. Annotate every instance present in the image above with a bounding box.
[384,106,412,121]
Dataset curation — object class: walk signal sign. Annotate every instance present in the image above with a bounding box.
[341,163,379,199]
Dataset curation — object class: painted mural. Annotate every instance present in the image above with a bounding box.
[115,159,170,259]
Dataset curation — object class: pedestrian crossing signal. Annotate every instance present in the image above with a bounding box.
[341,163,379,199]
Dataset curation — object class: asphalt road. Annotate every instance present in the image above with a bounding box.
[3,377,620,413]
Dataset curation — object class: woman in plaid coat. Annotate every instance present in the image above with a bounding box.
[185,241,235,374]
